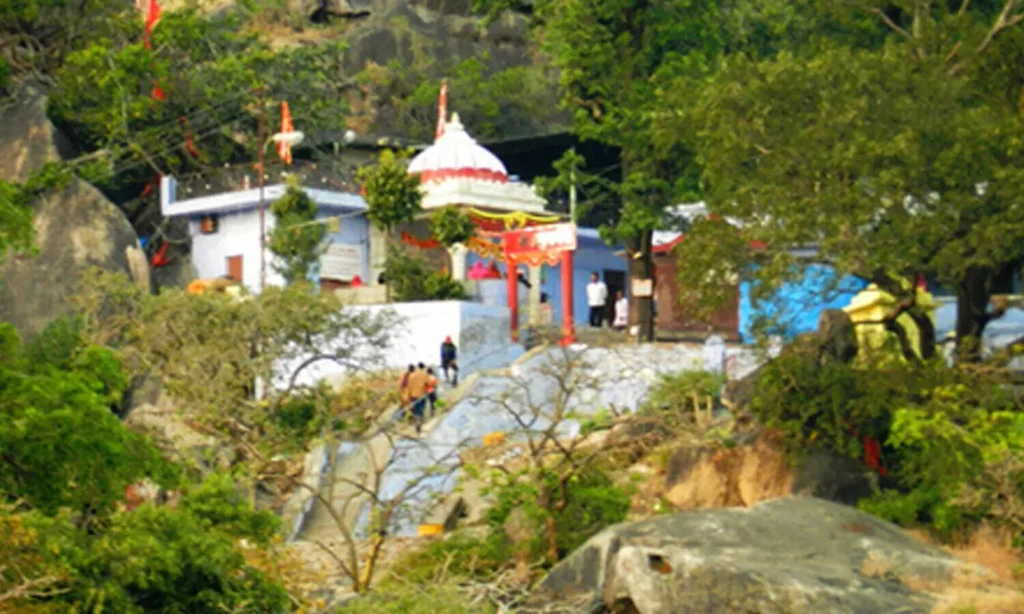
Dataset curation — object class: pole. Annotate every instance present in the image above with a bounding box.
[569,147,577,224]
[506,259,519,342]
[560,250,576,346]
[257,87,266,292]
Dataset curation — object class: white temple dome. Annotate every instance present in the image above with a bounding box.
[407,113,509,184]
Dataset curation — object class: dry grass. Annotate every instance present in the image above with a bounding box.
[868,527,1024,614]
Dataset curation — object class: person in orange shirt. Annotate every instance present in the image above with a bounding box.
[405,363,429,433]
[425,368,439,417]
[398,364,414,409]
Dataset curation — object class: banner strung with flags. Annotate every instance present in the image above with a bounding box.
[277,102,294,165]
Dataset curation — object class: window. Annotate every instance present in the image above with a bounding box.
[200,215,219,235]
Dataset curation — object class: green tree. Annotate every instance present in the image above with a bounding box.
[664,3,1024,361]
[477,0,726,340]
[47,7,351,211]
[357,149,423,233]
[383,249,468,302]
[430,206,475,276]
[0,320,176,517]
[268,176,326,285]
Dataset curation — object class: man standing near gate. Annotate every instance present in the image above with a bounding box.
[586,272,608,328]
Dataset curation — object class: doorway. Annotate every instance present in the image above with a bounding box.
[603,269,626,324]
[226,255,243,283]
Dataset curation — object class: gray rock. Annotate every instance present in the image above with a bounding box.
[0,178,138,338]
[536,497,981,614]
[0,88,78,184]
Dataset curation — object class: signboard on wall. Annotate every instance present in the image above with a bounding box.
[631,278,654,298]
[320,243,362,281]
[503,223,577,266]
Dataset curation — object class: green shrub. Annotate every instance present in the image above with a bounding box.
[391,532,509,584]
[385,249,467,302]
[340,582,489,614]
[486,467,630,563]
[641,370,727,427]
[750,348,1024,540]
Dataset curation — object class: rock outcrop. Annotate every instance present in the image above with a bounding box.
[0,91,144,338]
[0,89,78,183]
[536,497,991,614]
[662,433,874,510]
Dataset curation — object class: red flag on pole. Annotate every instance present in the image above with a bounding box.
[277,101,293,165]
[143,0,162,49]
[435,79,448,142]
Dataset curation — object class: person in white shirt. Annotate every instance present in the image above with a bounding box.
[613,291,629,330]
[586,272,608,327]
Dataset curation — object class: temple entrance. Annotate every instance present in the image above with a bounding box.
[502,223,578,346]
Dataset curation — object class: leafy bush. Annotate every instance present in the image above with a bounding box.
[391,532,510,584]
[749,347,1024,540]
[31,491,290,612]
[340,581,489,614]
[385,249,468,302]
[0,322,177,516]
[642,370,727,428]
[486,467,630,563]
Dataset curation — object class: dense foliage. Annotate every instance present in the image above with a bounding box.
[0,314,296,612]
[383,249,468,302]
[268,176,326,285]
[357,149,423,233]
[749,345,1024,540]
[665,0,1024,361]
[0,319,175,517]
[430,206,475,249]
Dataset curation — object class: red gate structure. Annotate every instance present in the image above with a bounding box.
[502,223,578,346]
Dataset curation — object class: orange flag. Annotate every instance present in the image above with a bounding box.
[143,0,162,49]
[277,102,293,165]
[435,79,448,141]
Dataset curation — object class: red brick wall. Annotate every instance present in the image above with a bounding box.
[653,253,739,337]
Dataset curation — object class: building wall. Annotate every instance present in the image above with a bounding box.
[738,263,866,343]
[278,300,524,390]
[188,209,284,292]
[317,212,371,284]
[654,253,740,336]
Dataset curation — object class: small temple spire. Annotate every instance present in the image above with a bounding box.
[435,79,449,142]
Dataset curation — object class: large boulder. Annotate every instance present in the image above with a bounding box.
[0,88,78,183]
[0,178,140,338]
[535,497,993,614]
[0,92,144,338]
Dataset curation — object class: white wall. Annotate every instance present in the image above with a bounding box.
[188,209,284,291]
[277,301,524,391]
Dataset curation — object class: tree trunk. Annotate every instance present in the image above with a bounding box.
[627,229,655,342]
[955,270,992,363]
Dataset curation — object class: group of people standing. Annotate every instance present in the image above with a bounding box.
[586,272,630,330]
[397,337,459,434]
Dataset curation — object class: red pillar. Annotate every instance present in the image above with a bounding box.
[560,250,576,345]
[506,259,519,342]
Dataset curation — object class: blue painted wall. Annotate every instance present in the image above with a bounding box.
[312,211,370,285]
[738,264,867,343]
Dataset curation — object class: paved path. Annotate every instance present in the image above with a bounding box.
[297,343,764,542]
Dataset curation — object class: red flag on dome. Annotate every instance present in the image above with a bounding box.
[435,79,448,142]
[143,0,162,49]
[277,101,294,165]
